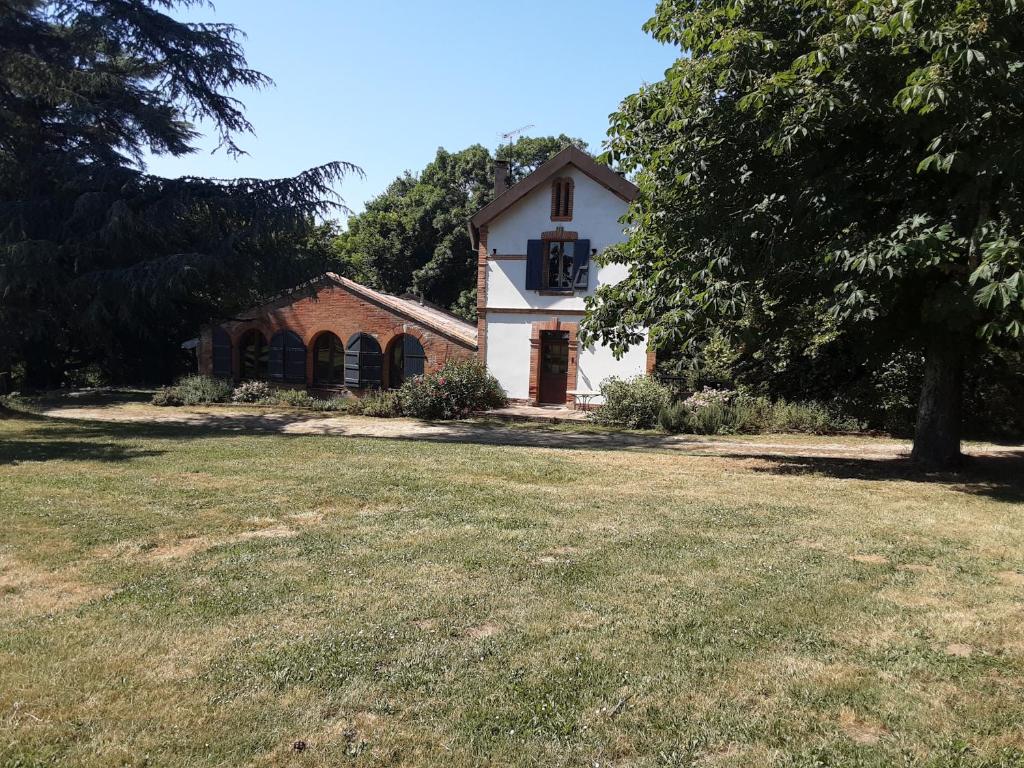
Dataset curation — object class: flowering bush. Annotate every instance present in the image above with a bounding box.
[683,387,736,410]
[399,359,507,420]
[590,376,670,429]
[231,380,275,403]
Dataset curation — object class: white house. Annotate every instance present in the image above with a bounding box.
[470,146,652,405]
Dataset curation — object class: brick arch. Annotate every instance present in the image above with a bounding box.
[528,319,579,406]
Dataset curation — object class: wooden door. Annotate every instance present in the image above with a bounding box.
[538,331,569,405]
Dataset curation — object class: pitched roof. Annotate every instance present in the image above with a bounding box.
[236,273,478,349]
[469,146,638,241]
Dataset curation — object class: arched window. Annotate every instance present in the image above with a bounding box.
[387,334,426,389]
[312,333,345,386]
[269,330,307,383]
[238,330,268,380]
[344,333,382,388]
[212,327,232,378]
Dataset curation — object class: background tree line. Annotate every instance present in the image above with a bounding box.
[329,135,587,320]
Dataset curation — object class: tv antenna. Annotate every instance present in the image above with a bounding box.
[498,123,534,179]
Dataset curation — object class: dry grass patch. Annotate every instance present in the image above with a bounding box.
[0,553,109,617]
[2,413,1024,767]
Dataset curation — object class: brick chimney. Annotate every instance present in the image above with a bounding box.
[494,160,511,196]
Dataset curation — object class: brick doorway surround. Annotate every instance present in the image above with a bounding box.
[528,319,579,406]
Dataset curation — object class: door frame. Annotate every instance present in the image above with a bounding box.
[527,319,579,406]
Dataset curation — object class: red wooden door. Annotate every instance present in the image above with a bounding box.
[538,331,569,404]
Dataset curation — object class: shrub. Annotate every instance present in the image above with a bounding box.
[657,400,689,434]
[686,401,731,435]
[766,399,863,434]
[354,390,403,418]
[591,376,670,429]
[275,388,315,408]
[658,392,863,435]
[232,380,275,403]
[683,386,735,410]
[151,387,183,407]
[307,397,349,412]
[399,359,507,420]
[151,375,231,406]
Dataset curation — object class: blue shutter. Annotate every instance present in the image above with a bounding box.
[403,335,426,378]
[572,239,591,291]
[345,333,382,388]
[525,239,544,290]
[212,327,232,378]
[268,331,286,381]
[284,331,307,383]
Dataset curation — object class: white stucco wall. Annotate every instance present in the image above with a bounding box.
[485,312,648,403]
[485,167,631,311]
[482,163,647,403]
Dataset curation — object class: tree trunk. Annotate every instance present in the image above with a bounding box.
[911,336,964,470]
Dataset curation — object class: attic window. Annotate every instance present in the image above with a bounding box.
[550,177,574,221]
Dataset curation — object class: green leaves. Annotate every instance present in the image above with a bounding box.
[585,0,1024,395]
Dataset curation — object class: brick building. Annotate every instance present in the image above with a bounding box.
[197,273,477,392]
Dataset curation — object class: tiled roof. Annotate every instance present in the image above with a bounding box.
[325,274,478,348]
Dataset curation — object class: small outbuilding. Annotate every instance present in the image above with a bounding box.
[197,273,477,393]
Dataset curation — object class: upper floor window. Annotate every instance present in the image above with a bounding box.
[550,177,574,221]
[547,241,576,289]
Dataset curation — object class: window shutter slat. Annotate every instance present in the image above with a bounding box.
[402,335,426,378]
[345,333,382,387]
[572,239,591,291]
[525,239,544,290]
[268,331,286,381]
[284,331,306,383]
[212,327,232,378]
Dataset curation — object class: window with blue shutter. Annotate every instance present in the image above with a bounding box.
[571,239,591,291]
[344,333,382,388]
[387,334,426,388]
[212,327,232,378]
[525,239,544,290]
[269,330,307,383]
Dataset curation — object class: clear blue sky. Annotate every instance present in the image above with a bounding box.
[143,1,677,218]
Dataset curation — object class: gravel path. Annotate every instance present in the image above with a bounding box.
[38,402,1024,462]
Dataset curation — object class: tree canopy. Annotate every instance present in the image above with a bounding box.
[583,0,1024,467]
[0,0,357,386]
[335,135,587,319]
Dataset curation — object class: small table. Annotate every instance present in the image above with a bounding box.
[566,389,599,411]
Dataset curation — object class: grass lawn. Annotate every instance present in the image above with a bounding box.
[1,411,1023,767]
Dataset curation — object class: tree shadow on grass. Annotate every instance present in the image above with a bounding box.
[0,439,164,465]
[739,451,1024,503]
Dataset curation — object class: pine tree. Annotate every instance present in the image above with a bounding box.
[0,0,358,385]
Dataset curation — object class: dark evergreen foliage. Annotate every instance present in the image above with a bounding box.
[0,0,358,387]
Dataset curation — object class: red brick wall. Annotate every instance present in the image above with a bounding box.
[198,281,475,392]
[475,225,489,364]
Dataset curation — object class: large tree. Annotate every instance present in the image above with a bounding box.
[583,0,1024,468]
[0,0,357,387]
[336,135,587,319]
